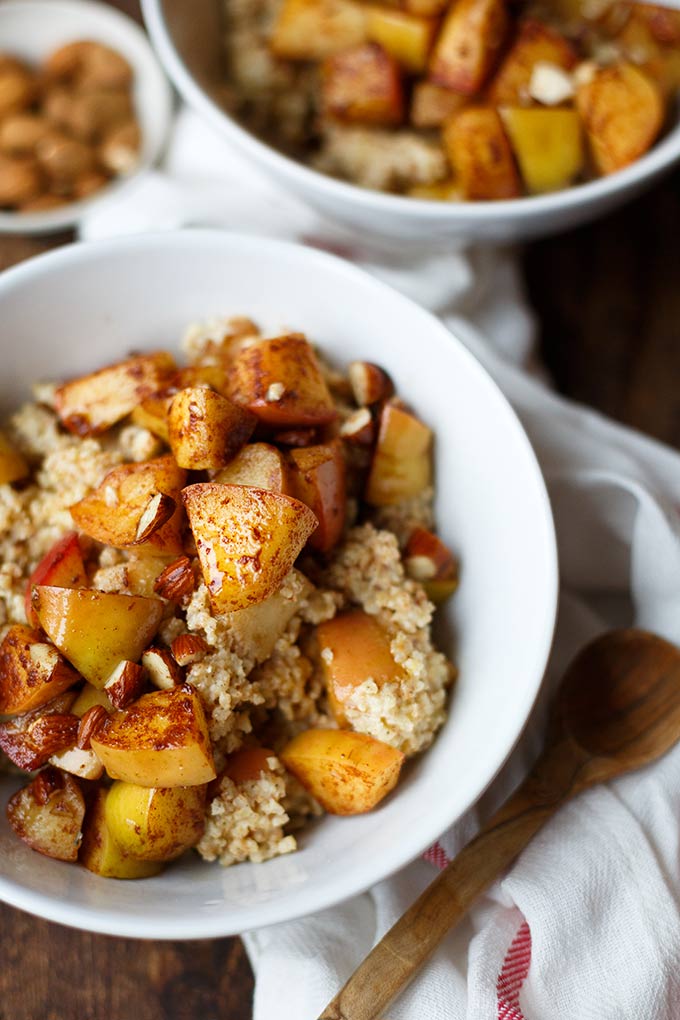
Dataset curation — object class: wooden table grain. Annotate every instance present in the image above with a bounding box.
[0,2,679,1017]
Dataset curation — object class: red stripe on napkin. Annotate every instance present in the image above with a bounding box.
[496,921,531,1020]
[423,840,450,869]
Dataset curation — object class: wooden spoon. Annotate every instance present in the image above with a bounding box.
[319,628,680,1020]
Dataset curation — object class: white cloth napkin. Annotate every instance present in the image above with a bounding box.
[82,108,680,1020]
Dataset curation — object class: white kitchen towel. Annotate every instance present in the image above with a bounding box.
[82,107,680,1020]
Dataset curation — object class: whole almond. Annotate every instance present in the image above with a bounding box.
[26,713,79,759]
[104,660,145,709]
[348,362,393,406]
[153,556,195,601]
[77,704,110,750]
[142,646,184,690]
[32,766,65,806]
[171,633,209,667]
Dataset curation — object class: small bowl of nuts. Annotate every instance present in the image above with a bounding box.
[0,0,172,234]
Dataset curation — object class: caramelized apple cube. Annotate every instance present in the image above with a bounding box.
[24,531,87,628]
[223,747,277,783]
[288,440,347,552]
[55,352,176,436]
[365,7,437,72]
[0,625,79,715]
[365,401,432,505]
[213,442,291,494]
[404,526,459,603]
[316,610,401,725]
[229,334,337,428]
[182,483,318,613]
[130,390,173,442]
[7,768,85,862]
[502,108,584,193]
[429,0,508,94]
[105,781,206,861]
[280,728,405,814]
[90,684,216,787]
[0,430,29,485]
[80,788,163,879]
[270,0,367,60]
[487,18,577,105]
[33,586,164,688]
[322,43,405,125]
[70,455,186,554]
[576,62,664,175]
[221,571,312,664]
[411,81,467,127]
[168,387,257,471]
[443,106,521,200]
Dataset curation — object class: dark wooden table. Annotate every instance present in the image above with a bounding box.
[1,3,679,1017]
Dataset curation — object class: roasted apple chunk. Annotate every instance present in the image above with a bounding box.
[0,624,79,714]
[322,43,405,125]
[24,531,87,628]
[365,7,437,73]
[502,108,584,194]
[270,0,367,60]
[0,430,29,485]
[213,442,291,494]
[288,440,347,552]
[487,18,577,105]
[54,352,176,436]
[105,781,206,861]
[221,570,312,664]
[410,81,467,128]
[70,455,186,554]
[167,386,257,471]
[182,483,317,613]
[316,610,401,726]
[281,729,405,814]
[90,684,216,787]
[404,527,459,603]
[33,586,164,688]
[443,106,521,200]
[7,767,86,862]
[223,747,277,783]
[229,334,337,427]
[80,788,162,879]
[429,0,508,94]
[365,401,432,505]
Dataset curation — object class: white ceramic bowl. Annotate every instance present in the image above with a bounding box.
[0,0,173,235]
[142,0,680,245]
[0,230,557,938]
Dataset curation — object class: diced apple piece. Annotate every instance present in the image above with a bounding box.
[280,728,405,814]
[404,526,459,603]
[90,684,216,787]
[130,390,173,442]
[365,7,437,72]
[409,178,462,200]
[230,334,337,428]
[316,610,401,726]
[70,456,186,555]
[270,0,367,60]
[429,0,508,94]
[167,387,257,471]
[322,43,405,125]
[213,442,291,494]
[24,531,87,628]
[55,352,176,436]
[72,685,113,717]
[0,430,28,485]
[80,788,162,879]
[127,553,179,598]
[7,768,85,862]
[0,625,79,714]
[638,4,680,45]
[502,108,584,193]
[365,401,432,506]
[487,18,577,105]
[576,62,664,175]
[33,586,164,688]
[410,81,467,127]
[222,570,312,664]
[173,363,232,396]
[443,106,522,200]
[182,483,318,613]
[105,781,206,861]
[400,0,447,14]
[223,747,277,783]
[288,441,346,552]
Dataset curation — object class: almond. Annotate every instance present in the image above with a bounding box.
[0,691,77,770]
[153,555,195,601]
[104,660,145,709]
[171,633,209,667]
[348,361,393,406]
[76,704,110,750]
[134,492,176,543]
[32,766,66,806]
[339,407,375,446]
[142,646,184,690]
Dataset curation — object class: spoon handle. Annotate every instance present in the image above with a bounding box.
[318,737,585,1020]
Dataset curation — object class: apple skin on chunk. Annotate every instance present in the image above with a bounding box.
[32,586,164,688]
[90,684,216,788]
[228,334,337,428]
[182,483,318,613]
[0,624,79,715]
[24,531,87,628]
[429,0,508,94]
[55,351,176,436]
[80,788,163,879]
[105,781,206,861]
[280,728,405,814]
[7,768,86,862]
[288,440,347,552]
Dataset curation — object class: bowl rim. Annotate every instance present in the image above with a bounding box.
[0,0,173,236]
[142,0,680,224]
[0,230,558,938]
